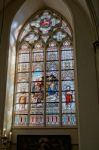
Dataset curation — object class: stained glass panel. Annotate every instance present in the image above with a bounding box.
[32,62,44,72]
[61,41,73,50]
[62,81,75,91]
[32,52,44,62]
[46,62,59,71]
[62,102,76,113]
[18,63,30,72]
[33,42,44,52]
[14,9,76,127]
[16,83,29,92]
[46,115,60,125]
[46,51,58,61]
[41,35,49,43]
[53,31,66,42]
[19,44,30,53]
[31,85,44,102]
[31,11,61,34]
[62,114,76,125]
[61,70,74,80]
[30,104,44,114]
[62,91,75,102]
[47,41,57,51]
[46,81,58,95]
[18,53,29,62]
[61,21,72,37]
[17,73,29,82]
[14,115,28,126]
[61,50,73,60]
[19,24,31,41]
[46,103,59,114]
[46,72,59,103]
[25,33,39,44]
[31,93,44,103]
[15,93,29,103]
[61,60,74,70]
[14,104,28,114]
[30,115,44,126]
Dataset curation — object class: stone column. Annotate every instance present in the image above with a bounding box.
[94,41,99,103]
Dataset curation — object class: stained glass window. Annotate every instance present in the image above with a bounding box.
[14,9,77,127]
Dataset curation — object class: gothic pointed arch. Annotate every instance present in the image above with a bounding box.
[13,9,76,127]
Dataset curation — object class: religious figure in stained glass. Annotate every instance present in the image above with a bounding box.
[65,86,72,104]
[14,9,76,127]
[19,95,26,104]
[47,74,58,96]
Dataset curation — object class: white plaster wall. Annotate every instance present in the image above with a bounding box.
[63,1,99,150]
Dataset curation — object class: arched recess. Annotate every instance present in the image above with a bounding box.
[4,0,75,132]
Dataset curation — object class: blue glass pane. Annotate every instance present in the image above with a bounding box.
[62,114,76,125]
[62,81,75,91]
[46,51,58,61]
[53,31,66,41]
[32,63,44,81]
[46,73,59,102]
[61,50,73,60]
[32,72,44,81]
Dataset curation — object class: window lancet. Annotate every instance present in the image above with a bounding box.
[13,9,76,127]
